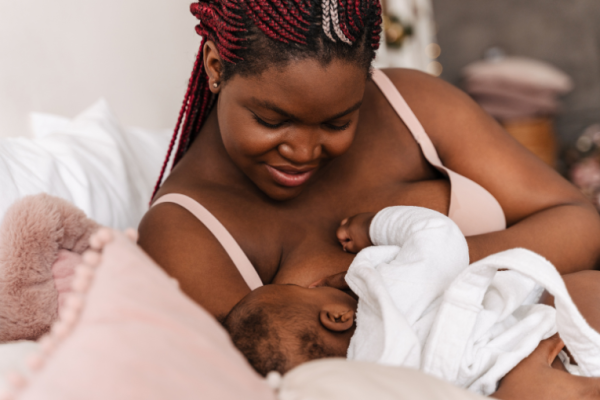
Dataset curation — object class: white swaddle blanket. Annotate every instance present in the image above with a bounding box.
[345,206,600,395]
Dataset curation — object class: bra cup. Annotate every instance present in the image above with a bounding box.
[371,69,506,236]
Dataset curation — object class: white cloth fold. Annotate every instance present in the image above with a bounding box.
[346,206,600,395]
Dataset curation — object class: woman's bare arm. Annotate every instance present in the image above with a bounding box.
[385,69,600,273]
[492,334,600,400]
[138,203,251,321]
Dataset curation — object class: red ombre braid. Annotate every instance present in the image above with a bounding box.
[151,0,382,201]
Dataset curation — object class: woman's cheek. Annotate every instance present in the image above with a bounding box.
[325,128,356,158]
[222,123,279,162]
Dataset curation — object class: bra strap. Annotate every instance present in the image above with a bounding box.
[152,194,263,290]
[371,69,445,170]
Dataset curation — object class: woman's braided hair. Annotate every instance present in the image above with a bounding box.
[152,0,382,198]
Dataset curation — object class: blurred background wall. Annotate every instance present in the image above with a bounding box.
[432,0,600,149]
[0,0,199,138]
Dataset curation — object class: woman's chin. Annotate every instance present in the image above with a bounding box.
[263,184,305,201]
[249,175,307,201]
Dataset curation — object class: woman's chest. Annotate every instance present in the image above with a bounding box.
[251,176,451,285]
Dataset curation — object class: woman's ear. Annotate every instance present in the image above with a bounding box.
[203,41,224,94]
[319,306,355,332]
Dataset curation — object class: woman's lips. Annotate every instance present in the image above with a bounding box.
[265,164,316,187]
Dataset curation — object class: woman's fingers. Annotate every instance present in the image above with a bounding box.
[512,333,563,366]
[541,334,565,365]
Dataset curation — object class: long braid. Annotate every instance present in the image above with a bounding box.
[151,45,205,199]
[151,0,382,201]
[370,0,382,49]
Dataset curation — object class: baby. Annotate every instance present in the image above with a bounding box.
[224,206,600,395]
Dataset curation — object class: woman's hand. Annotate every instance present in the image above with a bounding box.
[492,334,600,400]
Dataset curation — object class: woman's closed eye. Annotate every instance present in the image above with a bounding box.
[324,121,351,131]
[253,114,351,131]
[252,114,286,129]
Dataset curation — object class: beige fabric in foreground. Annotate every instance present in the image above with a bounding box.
[279,359,492,400]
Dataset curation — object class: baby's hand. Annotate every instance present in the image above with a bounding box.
[336,212,376,253]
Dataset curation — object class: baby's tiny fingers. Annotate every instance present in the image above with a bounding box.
[336,226,351,244]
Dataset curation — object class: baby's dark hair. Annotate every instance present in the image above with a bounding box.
[223,292,337,376]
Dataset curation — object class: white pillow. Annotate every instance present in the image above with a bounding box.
[0,100,170,229]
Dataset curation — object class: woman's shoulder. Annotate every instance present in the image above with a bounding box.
[370,67,497,152]
[138,189,271,319]
[374,67,476,116]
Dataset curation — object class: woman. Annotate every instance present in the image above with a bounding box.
[138,0,600,397]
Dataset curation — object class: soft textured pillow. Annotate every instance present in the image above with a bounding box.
[277,359,488,400]
[8,230,275,400]
[0,100,169,229]
[0,194,99,343]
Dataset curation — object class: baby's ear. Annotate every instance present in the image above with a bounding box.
[319,306,354,332]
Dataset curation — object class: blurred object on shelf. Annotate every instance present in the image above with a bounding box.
[482,47,506,63]
[463,54,573,120]
[462,53,573,168]
[383,14,414,49]
[374,0,438,73]
[566,124,600,211]
[502,118,557,167]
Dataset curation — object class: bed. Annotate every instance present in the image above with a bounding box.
[0,1,487,398]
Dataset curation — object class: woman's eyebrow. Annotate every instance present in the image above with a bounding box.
[251,98,363,121]
[327,101,363,120]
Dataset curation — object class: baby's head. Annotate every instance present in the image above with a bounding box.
[223,284,357,376]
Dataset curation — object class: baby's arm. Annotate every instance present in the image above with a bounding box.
[338,206,468,264]
[370,206,469,272]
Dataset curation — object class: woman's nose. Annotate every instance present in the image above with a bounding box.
[278,130,322,164]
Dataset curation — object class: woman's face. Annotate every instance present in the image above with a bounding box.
[216,58,367,201]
